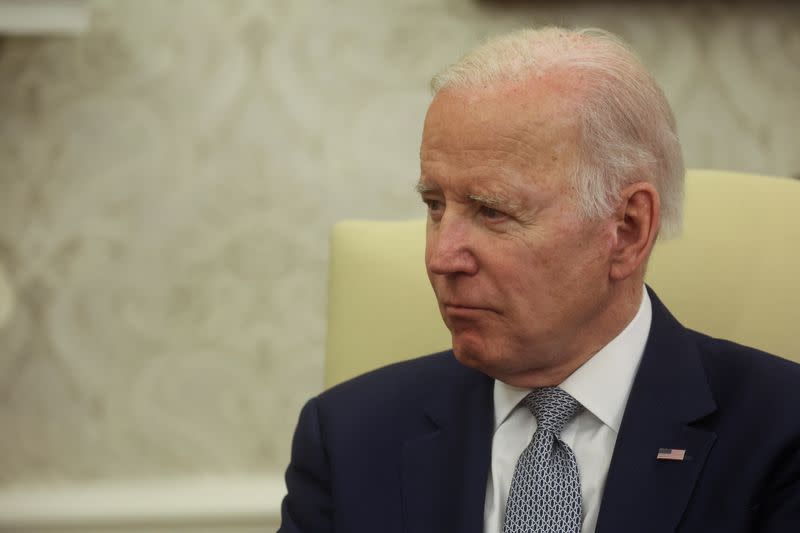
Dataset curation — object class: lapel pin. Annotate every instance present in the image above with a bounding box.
[656,448,686,461]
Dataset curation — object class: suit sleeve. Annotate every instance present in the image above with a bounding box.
[278,397,334,533]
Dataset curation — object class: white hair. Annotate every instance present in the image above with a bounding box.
[431,27,685,237]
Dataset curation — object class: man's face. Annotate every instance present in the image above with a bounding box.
[419,84,618,386]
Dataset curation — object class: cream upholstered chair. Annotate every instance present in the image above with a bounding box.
[325,169,800,387]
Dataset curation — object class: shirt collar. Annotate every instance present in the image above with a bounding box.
[493,289,652,433]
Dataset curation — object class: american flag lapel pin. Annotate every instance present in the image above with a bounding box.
[656,448,686,461]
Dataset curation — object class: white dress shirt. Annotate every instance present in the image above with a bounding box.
[483,290,652,533]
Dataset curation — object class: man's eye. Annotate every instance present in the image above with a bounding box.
[423,199,443,212]
[480,206,506,220]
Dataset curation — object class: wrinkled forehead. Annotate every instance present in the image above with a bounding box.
[420,79,581,186]
[426,72,581,132]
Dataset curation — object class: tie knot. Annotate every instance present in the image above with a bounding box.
[523,387,582,436]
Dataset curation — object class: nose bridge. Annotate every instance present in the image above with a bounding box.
[427,211,477,274]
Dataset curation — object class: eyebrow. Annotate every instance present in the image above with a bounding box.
[466,192,521,212]
[415,180,523,212]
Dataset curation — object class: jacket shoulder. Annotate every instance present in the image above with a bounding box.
[690,330,800,410]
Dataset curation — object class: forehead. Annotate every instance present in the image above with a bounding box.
[420,80,579,193]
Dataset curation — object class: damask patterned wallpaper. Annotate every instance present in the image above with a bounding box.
[0,0,798,486]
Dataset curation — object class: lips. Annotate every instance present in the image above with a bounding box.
[441,302,497,313]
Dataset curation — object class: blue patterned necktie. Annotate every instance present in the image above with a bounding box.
[503,387,584,533]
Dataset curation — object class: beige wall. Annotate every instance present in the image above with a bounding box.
[0,0,798,498]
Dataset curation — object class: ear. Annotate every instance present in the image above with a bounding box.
[609,182,660,281]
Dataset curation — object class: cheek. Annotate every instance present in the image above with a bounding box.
[552,238,614,300]
[491,247,553,302]
[501,236,595,299]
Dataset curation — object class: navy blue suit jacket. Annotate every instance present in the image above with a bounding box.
[279,291,800,532]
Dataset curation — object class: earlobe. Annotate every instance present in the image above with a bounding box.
[609,183,660,281]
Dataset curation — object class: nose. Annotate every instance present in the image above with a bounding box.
[426,216,479,276]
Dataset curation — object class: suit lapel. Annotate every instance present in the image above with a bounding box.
[401,356,494,533]
[595,289,717,533]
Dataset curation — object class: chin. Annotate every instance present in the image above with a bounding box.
[451,334,542,384]
[451,336,504,377]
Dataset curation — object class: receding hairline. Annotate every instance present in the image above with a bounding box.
[430,27,640,94]
[432,64,590,111]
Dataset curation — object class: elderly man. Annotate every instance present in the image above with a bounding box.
[279,27,800,533]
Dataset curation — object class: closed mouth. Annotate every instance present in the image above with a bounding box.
[442,303,497,313]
